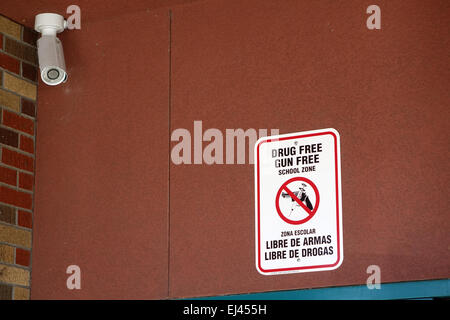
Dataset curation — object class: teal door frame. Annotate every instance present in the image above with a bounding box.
[194,279,449,300]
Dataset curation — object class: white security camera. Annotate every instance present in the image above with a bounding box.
[35,13,68,86]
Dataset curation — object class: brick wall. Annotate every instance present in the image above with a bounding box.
[0,14,38,300]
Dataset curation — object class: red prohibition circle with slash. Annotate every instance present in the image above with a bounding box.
[275,177,320,225]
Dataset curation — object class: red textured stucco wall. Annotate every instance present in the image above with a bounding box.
[0,0,448,299]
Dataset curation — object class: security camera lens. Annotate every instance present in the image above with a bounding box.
[47,69,60,80]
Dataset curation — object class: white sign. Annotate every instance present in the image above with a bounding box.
[254,128,343,275]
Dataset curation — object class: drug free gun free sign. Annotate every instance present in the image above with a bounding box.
[254,128,343,275]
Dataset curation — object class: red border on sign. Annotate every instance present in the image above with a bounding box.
[256,131,341,273]
[275,177,320,225]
